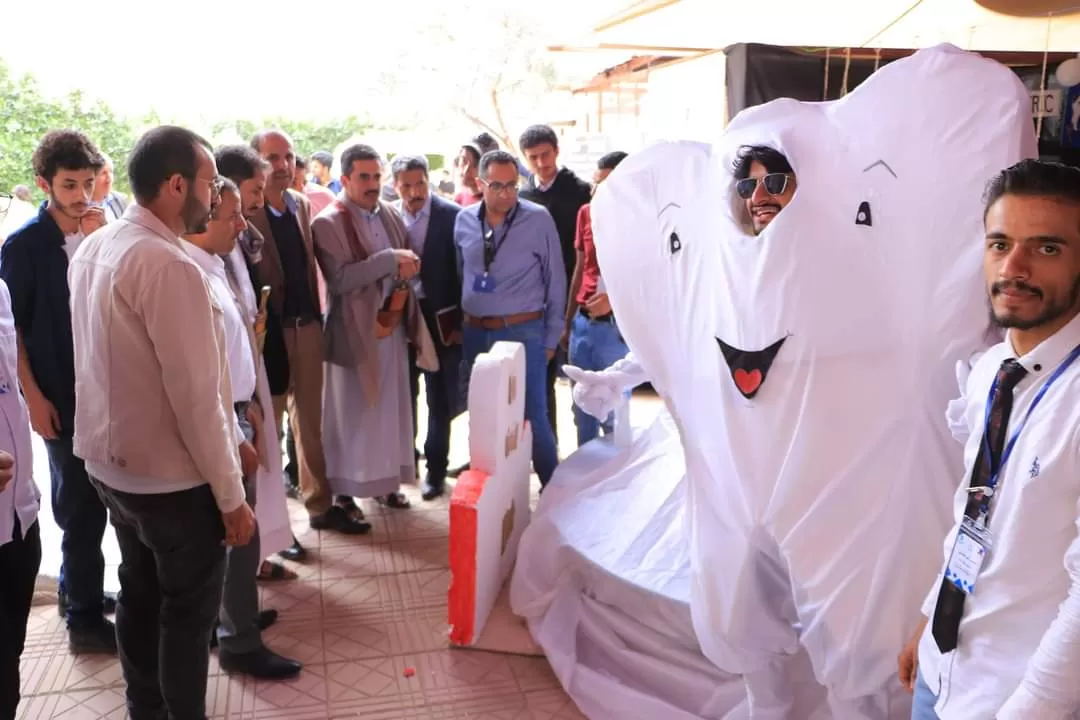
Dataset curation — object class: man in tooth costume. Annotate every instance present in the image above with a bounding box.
[519,45,1037,717]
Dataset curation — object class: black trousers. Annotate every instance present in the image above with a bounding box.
[91,479,226,720]
[0,518,41,720]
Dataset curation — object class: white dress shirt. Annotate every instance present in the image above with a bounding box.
[0,279,40,545]
[400,195,431,299]
[180,240,257,445]
[918,310,1080,719]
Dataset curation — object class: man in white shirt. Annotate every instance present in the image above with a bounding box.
[180,179,301,679]
[69,125,256,720]
[899,159,1080,719]
[0,278,42,720]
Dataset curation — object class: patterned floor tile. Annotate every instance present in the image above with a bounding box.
[16,381,607,719]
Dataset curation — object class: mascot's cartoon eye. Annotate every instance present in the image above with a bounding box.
[670,231,682,253]
[855,201,873,227]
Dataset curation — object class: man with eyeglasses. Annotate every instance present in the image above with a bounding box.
[180,179,301,680]
[68,125,256,720]
[733,144,798,235]
[454,150,565,487]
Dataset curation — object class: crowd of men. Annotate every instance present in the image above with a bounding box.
[0,121,630,720]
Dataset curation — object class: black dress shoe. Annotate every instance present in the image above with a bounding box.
[421,474,446,501]
[218,646,302,679]
[69,619,118,655]
[278,538,306,562]
[58,590,118,616]
[310,505,372,534]
[446,462,470,479]
[210,609,279,648]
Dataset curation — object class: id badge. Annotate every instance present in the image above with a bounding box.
[474,274,496,293]
[944,519,991,595]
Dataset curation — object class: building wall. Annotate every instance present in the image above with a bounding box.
[638,51,727,144]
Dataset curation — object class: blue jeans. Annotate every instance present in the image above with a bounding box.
[45,436,107,629]
[462,318,559,486]
[911,671,940,720]
[568,310,630,447]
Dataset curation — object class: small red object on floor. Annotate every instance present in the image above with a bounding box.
[403,666,416,678]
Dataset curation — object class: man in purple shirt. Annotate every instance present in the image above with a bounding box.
[454,150,565,486]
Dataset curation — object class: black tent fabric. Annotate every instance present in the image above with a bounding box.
[723,43,888,119]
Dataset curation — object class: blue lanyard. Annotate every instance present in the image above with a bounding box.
[982,343,1080,493]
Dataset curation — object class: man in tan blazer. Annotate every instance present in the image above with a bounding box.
[248,129,368,535]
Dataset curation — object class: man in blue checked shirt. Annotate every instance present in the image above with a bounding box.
[454,150,565,486]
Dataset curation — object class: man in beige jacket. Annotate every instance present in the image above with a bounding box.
[68,125,255,720]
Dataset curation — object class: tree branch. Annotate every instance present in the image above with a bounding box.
[450,102,508,148]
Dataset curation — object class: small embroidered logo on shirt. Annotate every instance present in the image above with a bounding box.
[0,380,8,395]
[1030,457,1041,479]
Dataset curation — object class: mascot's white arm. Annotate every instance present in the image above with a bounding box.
[563,353,648,421]
[945,352,982,443]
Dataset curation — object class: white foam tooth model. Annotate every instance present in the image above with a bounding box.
[590,44,1036,716]
[448,341,533,646]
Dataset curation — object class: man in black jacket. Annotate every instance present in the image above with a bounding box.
[518,124,592,446]
[392,155,464,500]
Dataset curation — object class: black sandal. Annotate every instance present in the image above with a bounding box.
[334,496,366,521]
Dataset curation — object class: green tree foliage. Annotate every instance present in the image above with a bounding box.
[0,59,377,202]
[210,116,372,161]
[0,62,137,202]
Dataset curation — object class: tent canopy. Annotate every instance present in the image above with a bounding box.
[588,0,1080,53]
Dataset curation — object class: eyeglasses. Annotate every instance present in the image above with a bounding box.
[480,179,518,195]
[196,176,225,194]
[735,173,790,200]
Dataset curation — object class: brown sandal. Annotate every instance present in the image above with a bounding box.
[376,492,411,509]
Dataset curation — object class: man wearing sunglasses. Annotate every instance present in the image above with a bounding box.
[733,145,798,235]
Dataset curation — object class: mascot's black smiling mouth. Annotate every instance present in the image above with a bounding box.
[716,337,787,400]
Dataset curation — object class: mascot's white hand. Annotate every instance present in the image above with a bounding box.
[945,353,983,445]
[563,353,649,421]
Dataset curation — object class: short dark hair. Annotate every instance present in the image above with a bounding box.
[310,151,333,168]
[733,145,793,180]
[983,159,1080,219]
[294,155,308,170]
[128,125,213,204]
[459,143,481,166]
[32,130,105,184]
[211,178,240,219]
[214,145,269,185]
[519,124,558,152]
[390,154,429,179]
[479,150,518,180]
[598,151,628,171]
[340,144,381,177]
[473,132,499,154]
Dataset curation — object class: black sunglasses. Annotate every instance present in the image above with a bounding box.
[735,173,789,200]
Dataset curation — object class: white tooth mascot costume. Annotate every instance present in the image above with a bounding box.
[570,45,1035,716]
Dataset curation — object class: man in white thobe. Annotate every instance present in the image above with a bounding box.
[311,144,437,519]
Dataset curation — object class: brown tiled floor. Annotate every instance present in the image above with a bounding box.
[16,381,632,719]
